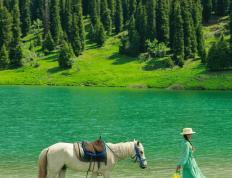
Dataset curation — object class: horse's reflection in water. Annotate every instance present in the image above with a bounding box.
[38,140,147,178]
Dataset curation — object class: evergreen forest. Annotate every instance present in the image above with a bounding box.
[0,0,232,89]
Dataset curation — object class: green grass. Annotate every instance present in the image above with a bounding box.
[0,17,232,90]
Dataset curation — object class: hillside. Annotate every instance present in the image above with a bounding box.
[0,16,231,90]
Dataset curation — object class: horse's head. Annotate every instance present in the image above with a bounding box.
[132,140,147,169]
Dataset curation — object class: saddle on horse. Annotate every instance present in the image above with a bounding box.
[82,139,106,162]
[83,139,105,153]
[74,139,107,166]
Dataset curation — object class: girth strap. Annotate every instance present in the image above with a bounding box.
[73,143,95,178]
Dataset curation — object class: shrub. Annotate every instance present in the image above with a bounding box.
[144,57,174,70]
[145,39,170,58]
[164,57,175,68]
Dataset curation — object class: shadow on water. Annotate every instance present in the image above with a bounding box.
[108,52,136,65]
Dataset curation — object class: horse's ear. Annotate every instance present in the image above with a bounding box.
[137,141,140,146]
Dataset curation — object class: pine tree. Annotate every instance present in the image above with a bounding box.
[9,0,23,68]
[194,0,206,62]
[60,0,66,29]
[115,0,123,33]
[50,0,62,44]
[3,0,14,11]
[77,0,85,51]
[92,19,106,46]
[192,0,203,27]
[181,0,197,58]
[82,0,90,16]
[216,0,229,16]
[0,5,12,48]
[100,0,108,22]
[31,0,43,21]
[96,0,101,17]
[122,0,129,25]
[59,41,73,69]
[128,15,140,55]
[212,0,217,12]
[202,0,212,23]
[43,32,55,53]
[43,0,50,35]
[11,0,21,42]
[62,0,72,41]
[96,22,106,46]
[10,45,23,67]
[71,17,81,56]
[169,0,175,51]
[135,2,147,51]
[146,0,156,41]
[89,0,98,26]
[207,36,231,70]
[170,0,184,66]
[156,0,169,44]
[0,44,9,68]
[71,0,85,55]
[197,24,206,62]
[108,0,115,25]
[129,0,136,17]
[100,0,112,35]
[19,0,31,36]
[31,19,43,46]
[230,0,232,46]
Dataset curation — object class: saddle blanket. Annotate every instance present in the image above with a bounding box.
[74,142,107,163]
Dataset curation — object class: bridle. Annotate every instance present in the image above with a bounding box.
[131,144,146,168]
[106,142,146,168]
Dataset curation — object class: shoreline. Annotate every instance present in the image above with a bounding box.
[0,83,232,91]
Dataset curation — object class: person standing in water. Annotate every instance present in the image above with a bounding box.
[176,128,206,178]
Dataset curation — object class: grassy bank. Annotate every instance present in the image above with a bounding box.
[0,17,232,90]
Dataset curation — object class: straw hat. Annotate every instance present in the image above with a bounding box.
[180,128,196,135]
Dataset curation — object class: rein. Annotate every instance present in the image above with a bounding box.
[105,143,120,159]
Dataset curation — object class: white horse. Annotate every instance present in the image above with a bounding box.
[38,140,147,178]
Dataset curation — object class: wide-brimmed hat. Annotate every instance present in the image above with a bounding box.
[180,128,196,135]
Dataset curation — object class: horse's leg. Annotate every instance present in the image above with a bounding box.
[58,169,66,178]
[91,172,98,178]
[47,170,57,178]
[103,172,111,178]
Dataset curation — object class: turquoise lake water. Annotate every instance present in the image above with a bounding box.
[0,86,232,178]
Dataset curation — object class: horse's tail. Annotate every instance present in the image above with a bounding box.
[38,148,49,178]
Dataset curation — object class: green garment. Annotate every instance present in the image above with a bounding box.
[177,141,206,178]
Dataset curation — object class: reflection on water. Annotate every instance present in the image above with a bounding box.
[0,86,232,177]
